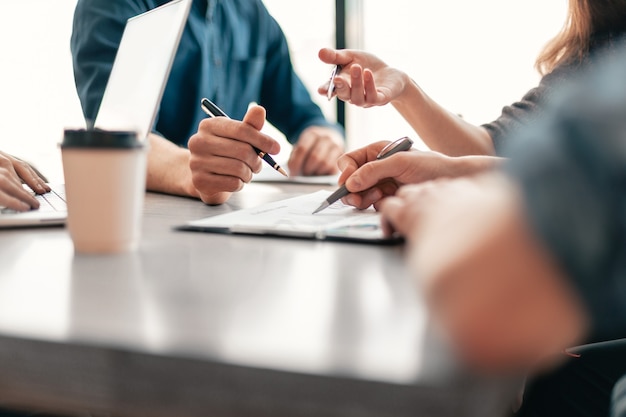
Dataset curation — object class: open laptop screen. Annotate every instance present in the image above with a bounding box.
[94,0,191,140]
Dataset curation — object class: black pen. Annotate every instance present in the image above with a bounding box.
[200,98,288,177]
[312,136,414,214]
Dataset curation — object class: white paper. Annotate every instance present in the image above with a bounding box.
[252,164,339,186]
[184,190,389,241]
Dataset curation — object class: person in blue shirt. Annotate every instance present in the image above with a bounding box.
[71,0,344,205]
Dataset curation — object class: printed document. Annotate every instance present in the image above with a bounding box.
[178,190,400,243]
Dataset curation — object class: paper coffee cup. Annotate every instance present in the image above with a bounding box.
[61,129,146,254]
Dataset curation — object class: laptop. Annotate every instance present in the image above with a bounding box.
[0,0,191,228]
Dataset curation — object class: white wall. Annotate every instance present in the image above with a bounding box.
[0,0,82,182]
[0,0,567,183]
[348,0,567,149]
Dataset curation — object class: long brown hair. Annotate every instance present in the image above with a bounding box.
[536,0,626,75]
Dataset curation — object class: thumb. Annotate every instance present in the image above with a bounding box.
[243,105,266,131]
[318,47,353,67]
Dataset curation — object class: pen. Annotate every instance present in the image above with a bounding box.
[326,65,342,101]
[312,136,414,214]
[200,98,288,177]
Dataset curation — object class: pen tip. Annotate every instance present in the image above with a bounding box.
[277,166,288,177]
[312,201,329,215]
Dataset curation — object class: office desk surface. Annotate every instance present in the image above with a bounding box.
[0,183,512,417]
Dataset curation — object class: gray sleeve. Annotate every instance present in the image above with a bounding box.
[483,66,571,156]
[504,53,626,342]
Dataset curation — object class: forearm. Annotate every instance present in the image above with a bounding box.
[145,133,199,198]
[410,174,588,369]
[448,154,504,176]
[392,79,495,156]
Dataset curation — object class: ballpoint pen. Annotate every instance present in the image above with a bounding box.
[312,136,414,214]
[200,98,288,177]
[326,64,342,101]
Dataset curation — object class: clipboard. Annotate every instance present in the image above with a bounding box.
[176,190,403,244]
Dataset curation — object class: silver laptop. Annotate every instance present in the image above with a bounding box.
[0,0,191,228]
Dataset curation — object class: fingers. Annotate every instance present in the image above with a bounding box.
[188,106,282,204]
[0,167,40,211]
[287,138,312,177]
[318,83,330,97]
[188,135,256,205]
[348,65,366,106]
[362,69,382,105]
[337,141,389,185]
[345,156,403,193]
[346,66,386,107]
[191,161,247,196]
[288,127,344,176]
[378,196,406,236]
[199,109,280,156]
[189,127,262,173]
[342,180,398,210]
[342,187,383,210]
[11,157,49,195]
[378,190,422,238]
[322,63,383,108]
[194,114,280,159]
[318,48,354,67]
[304,139,343,175]
[318,48,350,99]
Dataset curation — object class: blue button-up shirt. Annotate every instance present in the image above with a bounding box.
[71,0,339,146]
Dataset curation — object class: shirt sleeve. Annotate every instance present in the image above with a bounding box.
[504,54,626,342]
[482,65,571,156]
[255,3,343,143]
[71,0,145,123]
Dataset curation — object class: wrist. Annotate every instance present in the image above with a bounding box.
[391,72,421,108]
[146,134,201,198]
[446,155,500,178]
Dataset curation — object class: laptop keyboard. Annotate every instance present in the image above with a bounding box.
[0,185,66,214]
[34,188,67,212]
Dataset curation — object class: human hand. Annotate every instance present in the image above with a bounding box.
[187,105,281,205]
[0,151,50,211]
[287,126,344,176]
[379,176,588,371]
[337,140,461,209]
[318,48,410,108]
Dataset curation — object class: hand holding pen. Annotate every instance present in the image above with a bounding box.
[318,48,408,108]
[201,98,287,177]
[313,137,413,214]
[186,103,282,204]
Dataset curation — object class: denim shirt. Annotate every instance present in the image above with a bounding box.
[71,0,339,146]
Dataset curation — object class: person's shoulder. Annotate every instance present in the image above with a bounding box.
[231,0,273,19]
[74,0,156,16]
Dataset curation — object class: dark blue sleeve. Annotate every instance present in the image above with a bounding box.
[504,50,626,343]
[255,3,343,144]
[70,0,148,123]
